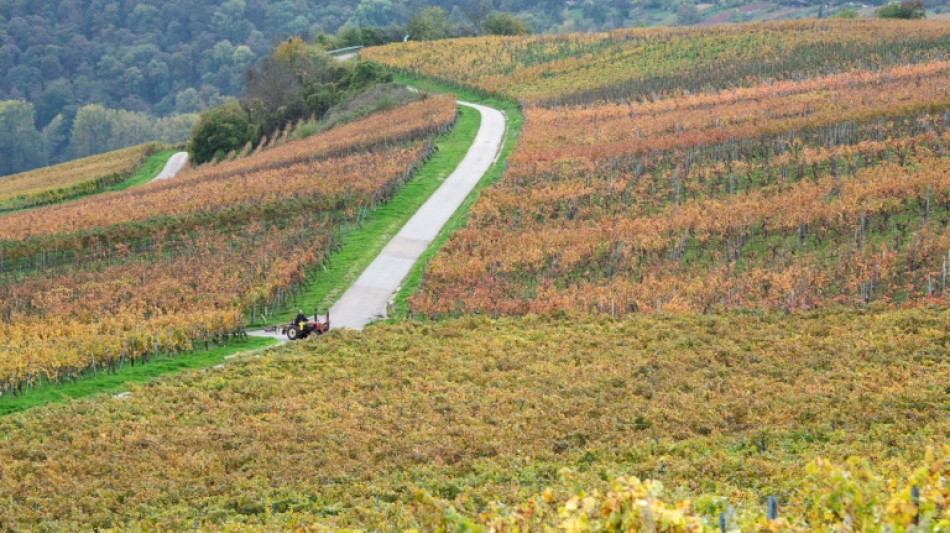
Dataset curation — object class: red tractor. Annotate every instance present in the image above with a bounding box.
[282,311,330,340]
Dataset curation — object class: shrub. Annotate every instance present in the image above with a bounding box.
[876,0,926,18]
[187,101,258,164]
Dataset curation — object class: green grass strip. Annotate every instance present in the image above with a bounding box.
[104,149,179,191]
[0,336,277,416]
[254,100,482,326]
[388,74,525,320]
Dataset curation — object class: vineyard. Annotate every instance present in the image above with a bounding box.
[0,95,456,396]
[0,311,947,529]
[0,143,159,212]
[5,18,950,532]
[365,19,950,106]
[367,23,950,317]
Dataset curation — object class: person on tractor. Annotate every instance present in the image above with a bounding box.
[295,310,307,329]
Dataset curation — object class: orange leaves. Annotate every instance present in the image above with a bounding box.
[0,97,455,242]
[388,31,950,318]
[0,97,457,392]
[368,20,950,107]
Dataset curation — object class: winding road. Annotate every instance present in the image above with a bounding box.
[330,101,505,330]
[250,99,506,339]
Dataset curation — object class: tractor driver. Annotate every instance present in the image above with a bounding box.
[295,310,307,329]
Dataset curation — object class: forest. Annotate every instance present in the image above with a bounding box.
[3,0,945,177]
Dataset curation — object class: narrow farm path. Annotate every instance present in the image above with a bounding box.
[329,101,505,329]
[148,152,189,183]
[248,100,505,341]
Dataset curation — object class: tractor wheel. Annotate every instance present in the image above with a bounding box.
[286,325,301,341]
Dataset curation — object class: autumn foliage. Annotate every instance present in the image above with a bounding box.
[367,25,950,317]
[0,311,948,529]
[366,19,950,106]
[0,143,158,212]
[0,95,456,393]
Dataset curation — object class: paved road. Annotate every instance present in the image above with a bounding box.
[149,152,189,183]
[329,101,505,330]
[247,100,506,340]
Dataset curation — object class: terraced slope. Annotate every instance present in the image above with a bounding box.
[0,143,159,211]
[0,310,947,529]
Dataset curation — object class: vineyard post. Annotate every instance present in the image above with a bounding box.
[943,255,948,294]
[766,496,777,521]
[718,512,726,533]
[911,485,920,525]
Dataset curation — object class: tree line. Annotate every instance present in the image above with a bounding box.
[188,38,399,164]
[0,0,535,177]
[0,100,194,177]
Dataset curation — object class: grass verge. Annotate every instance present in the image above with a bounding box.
[388,73,525,319]
[253,98,482,326]
[104,149,179,191]
[0,335,277,416]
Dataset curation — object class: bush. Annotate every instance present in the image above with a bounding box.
[876,0,926,18]
[187,101,258,164]
[482,12,528,35]
[348,60,393,90]
[677,1,702,25]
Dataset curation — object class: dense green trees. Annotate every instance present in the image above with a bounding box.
[876,0,927,17]
[188,39,392,164]
[0,101,48,176]
[186,102,257,164]
[0,100,196,176]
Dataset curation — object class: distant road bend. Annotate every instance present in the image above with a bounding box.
[149,152,189,183]
[327,45,362,61]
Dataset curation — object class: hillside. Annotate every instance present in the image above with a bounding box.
[365,20,950,316]
[0,142,161,211]
[0,310,948,529]
[2,2,945,177]
[4,17,950,532]
[0,95,456,395]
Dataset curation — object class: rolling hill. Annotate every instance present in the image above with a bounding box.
[2,18,950,532]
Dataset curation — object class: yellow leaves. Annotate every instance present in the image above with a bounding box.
[368,21,950,107]
[1,313,950,528]
[0,96,455,242]
[0,96,455,392]
[0,143,155,210]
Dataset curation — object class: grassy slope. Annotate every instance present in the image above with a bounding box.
[103,149,178,191]
[253,99,482,327]
[389,73,525,319]
[0,336,277,416]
